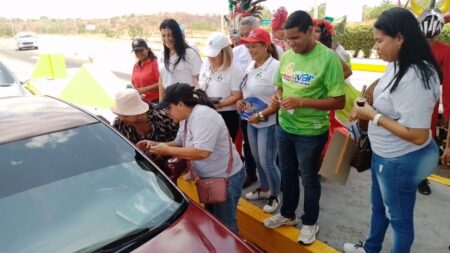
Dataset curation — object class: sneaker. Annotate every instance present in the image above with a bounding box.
[263,213,298,229]
[418,179,431,195]
[298,224,319,245]
[262,196,280,213]
[245,188,270,200]
[343,241,366,253]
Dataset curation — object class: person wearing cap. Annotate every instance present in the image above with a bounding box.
[262,11,346,245]
[232,16,260,189]
[271,6,288,51]
[130,38,160,103]
[237,28,281,214]
[198,32,244,141]
[136,83,245,232]
[158,19,202,101]
[112,89,178,167]
[416,8,450,196]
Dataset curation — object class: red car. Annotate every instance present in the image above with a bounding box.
[0,96,257,253]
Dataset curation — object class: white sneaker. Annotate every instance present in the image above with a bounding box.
[263,213,298,229]
[262,196,280,213]
[298,224,319,245]
[245,188,270,200]
[343,242,366,253]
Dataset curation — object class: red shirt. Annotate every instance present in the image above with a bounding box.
[432,41,450,119]
[132,58,160,102]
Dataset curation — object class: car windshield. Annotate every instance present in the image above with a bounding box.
[0,64,15,86]
[0,122,184,253]
[18,34,34,38]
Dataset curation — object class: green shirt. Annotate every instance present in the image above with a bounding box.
[275,43,345,136]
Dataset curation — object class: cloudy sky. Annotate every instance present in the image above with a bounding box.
[1,0,386,20]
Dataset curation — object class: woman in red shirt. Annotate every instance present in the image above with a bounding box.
[131,38,160,103]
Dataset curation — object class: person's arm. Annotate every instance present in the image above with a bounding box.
[280,96,346,111]
[151,145,212,160]
[355,101,430,146]
[158,77,165,102]
[137,83,159,94]
[441,121,450,168]
[217,92,242,109]
[340,58,353,79]
[248,104,279,124]
[441,50,450,124]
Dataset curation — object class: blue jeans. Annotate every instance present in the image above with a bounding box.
[247,124,281,197]
[364,140,439,253]
[206,168,246,232]
[278,126,328,225]
[241,120,256,176]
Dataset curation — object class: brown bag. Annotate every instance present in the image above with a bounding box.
[195,135,233,204]
[163,157,187,183]
[162,122,189,183]
[352,75,397,172]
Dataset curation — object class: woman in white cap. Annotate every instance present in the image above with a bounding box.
[159,19,202,101]
[112,89,178,166]
[198,32,244,140]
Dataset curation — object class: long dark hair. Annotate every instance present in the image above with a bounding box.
[159,19,189,72]
[146,48,157,61]
[168,83,215,109]
[268,43,279,60]
[374,7,442,92]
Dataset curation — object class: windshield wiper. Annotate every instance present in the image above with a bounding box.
[94,198,189,253]
[94,227,153,253]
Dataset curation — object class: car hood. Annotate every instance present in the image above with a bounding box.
[0,84,25,98]
[132,202,254,253]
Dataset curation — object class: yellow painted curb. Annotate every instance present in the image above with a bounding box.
[428,174,450,187]
[177,176,339,253]
[351,63,386,73]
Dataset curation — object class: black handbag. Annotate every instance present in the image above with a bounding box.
[350,130,372,172]
[351,74,397,173]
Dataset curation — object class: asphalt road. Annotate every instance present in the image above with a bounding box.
[0,46,131,81]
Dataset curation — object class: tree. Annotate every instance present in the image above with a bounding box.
[307,3,327,19]
[363,1,396,21]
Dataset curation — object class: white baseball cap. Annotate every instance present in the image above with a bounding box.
[111,89,149,116]
[204,32,229,57]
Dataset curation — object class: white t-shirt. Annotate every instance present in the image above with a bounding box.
[369,63,440,158]
[233,44,283,73]
[198,61,244,112]
[175,105,243,178]
[242,56,279,128]
[159,47,202,89]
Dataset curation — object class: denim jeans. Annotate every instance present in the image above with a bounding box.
[278,126,328,225]
[247,124,281,197]
[241,120,256,176]
[205,167,246,232]
[364,140,439,253]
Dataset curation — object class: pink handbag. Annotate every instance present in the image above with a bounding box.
[190,129,234,204]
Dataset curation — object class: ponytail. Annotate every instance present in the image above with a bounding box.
[268,43,279,60]
[175,85,215,109]
[193,89,216,109]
